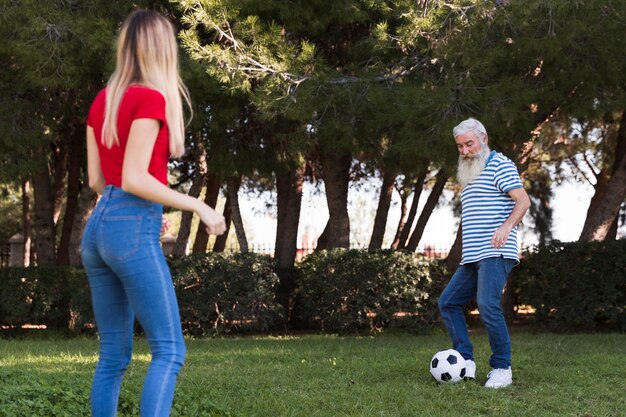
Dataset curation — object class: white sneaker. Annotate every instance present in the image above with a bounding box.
[484,367,512,388]
[464,360,476,380]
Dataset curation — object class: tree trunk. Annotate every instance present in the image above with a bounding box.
[396,169,428,249]
[405,173,448,252]
[52,140,68,225]
[605,212,620,241]
[275,164,305,269]
[275,163,305,321]
[227,175,248,252]
[32,167,56,266]
[368,169,396,249]
[579,160,626,241]
[171,172,202,256]
[579,113,626,242]
[316,151,351,250]
[213,194,232,252]
[57,124,84,265]
[173,143,207,256]
[68,185,98,266]
[191,171,220,253]
[445,224,462,273]
[390,190,409,250]
[22,179,32,266]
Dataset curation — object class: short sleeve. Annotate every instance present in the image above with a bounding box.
[493,158,523,193]
[132,89,166,124]
[87,89,106,127]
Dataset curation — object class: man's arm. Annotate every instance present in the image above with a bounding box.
[491,187,531,249]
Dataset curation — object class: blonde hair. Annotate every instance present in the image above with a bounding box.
[102,9,191,158]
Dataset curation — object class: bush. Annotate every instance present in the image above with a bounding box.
[0,253,284,336]
[4,240,622,336]
[516,239,626,331]
[0,266,92,332]
[296,249,449,333]
[0,267,38,328]
[169,252,284,336]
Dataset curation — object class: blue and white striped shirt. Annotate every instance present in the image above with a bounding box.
[460,151,523,265]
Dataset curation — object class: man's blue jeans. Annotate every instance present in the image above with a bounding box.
[81,186,186,417]
[438,256,515,369]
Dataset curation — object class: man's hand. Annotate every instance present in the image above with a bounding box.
[491,187,531,249]
[491,224,512,249]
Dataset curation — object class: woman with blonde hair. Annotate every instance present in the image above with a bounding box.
[81,9,226,416]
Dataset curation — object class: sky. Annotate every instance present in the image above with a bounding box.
[238,172,621,252]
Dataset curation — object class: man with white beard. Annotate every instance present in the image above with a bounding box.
[438,118,530,388]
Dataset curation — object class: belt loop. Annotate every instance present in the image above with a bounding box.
[100,185,113,205]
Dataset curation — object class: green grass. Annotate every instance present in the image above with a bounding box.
[0,330,624,417]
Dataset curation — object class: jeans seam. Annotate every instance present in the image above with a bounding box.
[149,215,176,416]
[442,264,475,351]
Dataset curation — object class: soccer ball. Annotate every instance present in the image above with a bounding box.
[429,349,467,383]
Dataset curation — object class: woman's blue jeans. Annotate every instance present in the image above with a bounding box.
[81,186,186,417]
[438,256,515,369]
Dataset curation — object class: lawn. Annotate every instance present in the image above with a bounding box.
[0,329,624,417]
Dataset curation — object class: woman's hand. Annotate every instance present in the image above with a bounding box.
[196,204,227,235]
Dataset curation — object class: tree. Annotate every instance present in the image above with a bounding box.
[1,1,125,264]
[0,1,177,265]
[578,112,626,241]
[175,0,468,257]
[422,0,626,268]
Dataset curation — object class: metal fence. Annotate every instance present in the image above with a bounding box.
[213,244,450,260]
[0,244,9,267]
[0,242,451,268]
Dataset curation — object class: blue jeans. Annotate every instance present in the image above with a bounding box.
[438,256,515,369]
[81,186,186,417]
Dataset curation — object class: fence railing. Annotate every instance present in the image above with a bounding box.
[0,240,451,268]
[0,244,9,268]
[207,243,450,260]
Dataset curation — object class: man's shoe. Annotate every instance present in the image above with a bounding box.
[464,360,476,380]
[484,367,512,388]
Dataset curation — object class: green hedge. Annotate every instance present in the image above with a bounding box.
[2,241,624,335]
[0,252,284,336]
[0,266,92,332]
[296,249,449,333]
[168,252,284,336]
[516,239,626,331]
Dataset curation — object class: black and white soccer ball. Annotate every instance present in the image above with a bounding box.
[429,349,467,383]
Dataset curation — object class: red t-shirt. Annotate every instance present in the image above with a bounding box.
[87,85,170,186]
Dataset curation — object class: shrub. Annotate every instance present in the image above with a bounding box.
[169,252,284,336]
[5,240,622,336]
[516,239,626,331]
[0,267,38,328]
[1,253,284,336]
[296,249,449,333]
[0,266,92,332]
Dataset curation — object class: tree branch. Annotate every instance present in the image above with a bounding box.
[568,156,595,186]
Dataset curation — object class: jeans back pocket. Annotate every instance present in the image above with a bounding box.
[99,216,143,262]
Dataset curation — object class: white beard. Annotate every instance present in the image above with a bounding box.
[457,145,490,188]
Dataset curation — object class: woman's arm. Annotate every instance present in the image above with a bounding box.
[121,118,226,235]
[86,126,106,194]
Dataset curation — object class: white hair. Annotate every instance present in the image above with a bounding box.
[453,118,487,141]
[457,144,490,187]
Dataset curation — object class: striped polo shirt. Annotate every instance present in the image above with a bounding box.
[460,151,523,265]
